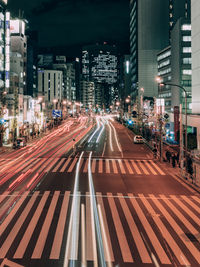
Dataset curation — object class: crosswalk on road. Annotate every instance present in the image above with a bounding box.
[0,191,199,266]
[35,158,166,175]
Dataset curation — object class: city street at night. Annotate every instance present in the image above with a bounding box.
[0,116,199,267]
[0,0,200,267]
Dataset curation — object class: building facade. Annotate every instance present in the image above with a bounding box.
[10,19,27,95]
[82,44,118,109]
[191,0,200,114]
[130,0,169,99]
[80,80,95,109]
[0,2,10,104]
[157,18,192,114]
[38,69,63,116]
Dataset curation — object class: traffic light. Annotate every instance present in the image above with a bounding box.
[128,119,133,125]
[132,111,137,118]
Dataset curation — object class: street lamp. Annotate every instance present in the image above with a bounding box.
[156,78,188,154]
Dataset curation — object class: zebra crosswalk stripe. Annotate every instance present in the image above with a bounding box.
[117,159,126,174]
[130,160,142,174]
[111,159,118,174]
[117,193,151,263]
[86,192,95,261]
[181,195,200,213]
[50,191,70,259]
[1,191,198,265]
[14,191,50,259]
[32,191,60,259]
[96,192,114,262]
[128,193,170,265]
[139,193,190,266]
[107,192,134,263]
[60,158,71,172]
[124,160,134,174]
[52,158,65,173]
[98,159,103,173]
[170,195,200,227]
[150,161,165,175]
[67,158,78,173]
[144,161,157,175]
[83,159,88,173]
[0,191,39,258]
[159,194,200,243]
[0,191,30,236]
[91,159,96,173]
[150,193,200,264]
[49,158,167,176]
[106,159,110,173]
[137,161,149,175]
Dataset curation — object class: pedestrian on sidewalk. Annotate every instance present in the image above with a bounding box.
[171,153,176,168]
[166,150,171,163]
[176,152,180,167]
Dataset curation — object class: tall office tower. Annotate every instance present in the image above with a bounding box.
[130,0,169,98]
[75,57,81,102]
[53,56,67,100]
[82,43,118,108]
[10,19,27,95]
[80,80,95,109]
[82,44,118,84]
[26,30,38,97]
[66,62,76,102]
[118,55,131,101]
[157,18,191,114]
[38,69,63,109]
[169,0,191,35]
[0,2,10,103]
[191,0,200,114]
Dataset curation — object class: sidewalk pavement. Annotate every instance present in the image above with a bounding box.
[160,157,200,194]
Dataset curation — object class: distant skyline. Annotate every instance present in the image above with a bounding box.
[7,0,130,57]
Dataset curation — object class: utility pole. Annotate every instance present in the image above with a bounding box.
[180,104,184,175]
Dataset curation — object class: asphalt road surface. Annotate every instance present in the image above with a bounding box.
[0,115,199,267]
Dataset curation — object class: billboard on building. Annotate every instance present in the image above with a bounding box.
[156,98,165,114]
[10,20,25,35]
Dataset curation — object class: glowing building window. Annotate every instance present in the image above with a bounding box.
[182,69,192,75]
[181,24,191,31]
[182,36,191,42]
[183,47,191,53]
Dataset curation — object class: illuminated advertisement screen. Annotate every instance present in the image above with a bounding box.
[1,0,7,4]
[10,20,20,34]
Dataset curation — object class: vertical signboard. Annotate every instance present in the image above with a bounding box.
[174,106,179,141]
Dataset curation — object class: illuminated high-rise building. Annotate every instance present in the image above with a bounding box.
[82,44,118,85]
[82,44,118,108]
[10,19,27,95]
[0,1,10,98]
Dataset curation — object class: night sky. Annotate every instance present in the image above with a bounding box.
[7,0,130,57]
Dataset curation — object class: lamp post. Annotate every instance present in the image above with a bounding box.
[125,97,130,118]
[157,81,188,154]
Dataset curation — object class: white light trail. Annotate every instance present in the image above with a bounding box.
[88,117,100,143]
[96,121,105,143]
[81,204,86,267]
[88,152,106,267]
[63,152,83,267]
[98,204,113,267]
[108,122,113,151]
[110,122,122,152]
